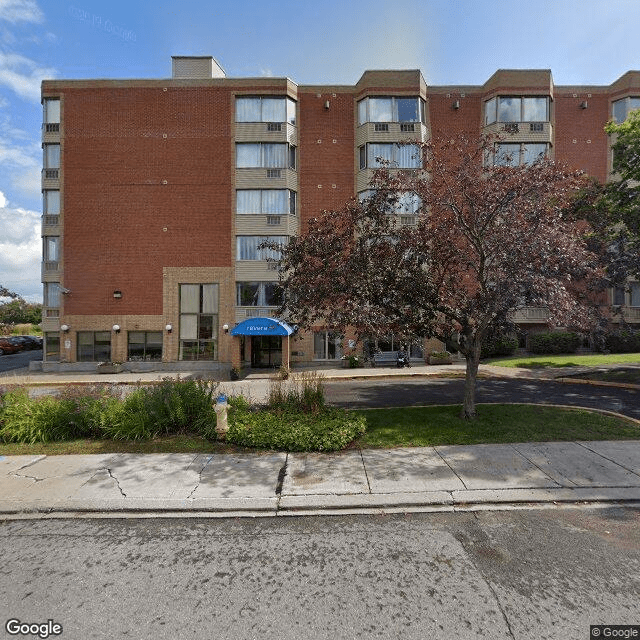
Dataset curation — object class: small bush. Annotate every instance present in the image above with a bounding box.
[481,334,519,358]
[267,371,325,413]
[528,331,581,355]
[226,406,366,452]
[603,330,640,354]
[0,389,100,444]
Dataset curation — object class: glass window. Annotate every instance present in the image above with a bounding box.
[128,331,162,361]
[43,236,59,262]
[236,236,288,261]
[495,144,521,167]
[523,97,548,122]
[612,97,640,123]
[179,284,218,361]
[613,286,626,305]
[44,332,59,362]
[314,331,343,360]
[361,143,421,169]
[631,283,640,307]
[357,97,425,124]
[43,144,60,168]
[236,97,296,125]
[43,190,60,215]
[522,143,548,165]
[44,283,60,308]
[236,282,282,306]
[43,98,60,123]
[77,331,111,362]
[484,97,497,125]
[498,97,521,123]
[236,189,295,215]
[236,143,295,169]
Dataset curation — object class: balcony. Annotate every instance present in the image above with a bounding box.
[42,122,60,143]
[510,306,550,323]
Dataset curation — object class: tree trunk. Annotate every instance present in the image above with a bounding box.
[461,342,481,419]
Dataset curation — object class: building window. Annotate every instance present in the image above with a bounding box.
[179,284,218,361]
[236,189,296,215]
[612,97,640,123]
[613,286,626,306]
[43,190,60,224]
[632,283,640,307]
[236,282,283,307]
[43,98,60,123]
[359,143,421,169]
[43,236,59,268]
[359,190,422,214]
[493,143,548,166]
[357,97,425,125]
[77,331,111,362]
[314,331,343,360]
[43,144,60,169]
[236,236,288,261]
[485,96,549,125]
[44,332,59,362]
[128,331,163,361]
[236,143,296,169]
[236,96,296,125]
[44,282,61,308]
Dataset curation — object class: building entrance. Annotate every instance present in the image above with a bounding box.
[251,335,282,368]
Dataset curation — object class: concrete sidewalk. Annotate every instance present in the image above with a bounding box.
[2,440,639,519]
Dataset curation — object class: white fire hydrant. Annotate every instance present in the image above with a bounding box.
[214,394,229,439]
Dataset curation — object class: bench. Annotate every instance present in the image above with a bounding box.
[372,351,399,367]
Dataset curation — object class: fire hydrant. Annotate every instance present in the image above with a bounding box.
[214,394,228,439]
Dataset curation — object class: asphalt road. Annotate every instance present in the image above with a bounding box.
[0,348,41,375]
[325,377,640,419]
[1,508,639,639]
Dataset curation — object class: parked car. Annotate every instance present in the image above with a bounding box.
[14,335,43,350]
[0,337,22,355]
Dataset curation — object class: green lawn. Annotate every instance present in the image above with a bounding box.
[353,404,639,449]
[484,353,640,369]
[1,404,637,456]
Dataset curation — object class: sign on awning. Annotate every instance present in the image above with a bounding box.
[230,317,295,336]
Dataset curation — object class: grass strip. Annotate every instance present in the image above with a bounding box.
[484,353,640,368]
[353,404,639,449]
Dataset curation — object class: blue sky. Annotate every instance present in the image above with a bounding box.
[1,0,639,301]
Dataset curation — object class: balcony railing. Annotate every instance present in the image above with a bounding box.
[510,306,550,322]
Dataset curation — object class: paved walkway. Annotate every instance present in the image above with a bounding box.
[1,440,640,518]
[1,362,639,518]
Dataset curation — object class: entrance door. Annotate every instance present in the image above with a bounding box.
[251,336,282,368]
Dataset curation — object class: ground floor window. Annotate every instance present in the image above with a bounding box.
[128,331,162,361]
[313,331,343,360]
[179,283,218,361]
[367,336,424,359]
[77,331,111,362]
[44,332,59,361]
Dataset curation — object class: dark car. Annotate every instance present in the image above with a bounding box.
[0,337,22,355]
[15,335,43,350]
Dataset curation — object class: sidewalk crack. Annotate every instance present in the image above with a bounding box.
[576,441,640,478]
[107,469,127,497]
[434,447,469,490]
[359,449,372,494]
[187,455,213,499]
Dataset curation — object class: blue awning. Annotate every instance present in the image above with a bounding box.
[230,317,295,336]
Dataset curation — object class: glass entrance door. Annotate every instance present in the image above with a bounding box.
[251,336,282,368]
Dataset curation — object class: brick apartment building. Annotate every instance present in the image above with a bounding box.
[38,56,640,372]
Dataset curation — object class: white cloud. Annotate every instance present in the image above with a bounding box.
[0,51,55,101]
[0,0,44,24]
[0,189,41,300]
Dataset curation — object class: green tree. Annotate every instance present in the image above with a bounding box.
[0,298,42,325]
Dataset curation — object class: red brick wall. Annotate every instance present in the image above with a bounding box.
[298,91,355,232]
[553,92,610,182]
[62,86,233,316]
[428,93,483,139]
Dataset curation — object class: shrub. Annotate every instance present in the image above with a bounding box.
[0,389,100,444]
[528,331,581,354]
[481,334,519,358]
[226,406,366,452]
[267,371,325,413]
[603,330,640,354]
